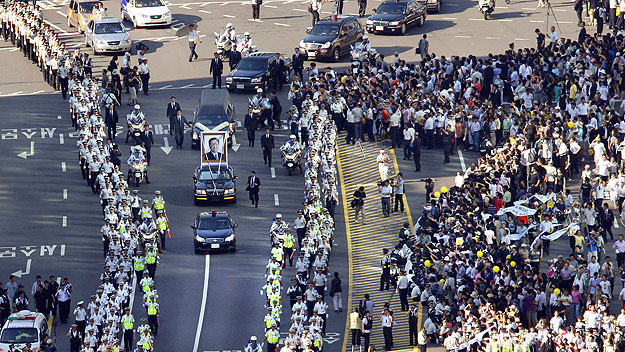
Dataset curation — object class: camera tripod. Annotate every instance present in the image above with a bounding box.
[544,0,562,34]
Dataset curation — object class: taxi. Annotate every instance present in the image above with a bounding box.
[67,0,102,33]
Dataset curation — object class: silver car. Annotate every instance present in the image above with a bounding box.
[84,17,132,55]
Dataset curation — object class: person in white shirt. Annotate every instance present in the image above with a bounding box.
[376,150,390,181]
[137,59,150,95]
[187,24,201,62]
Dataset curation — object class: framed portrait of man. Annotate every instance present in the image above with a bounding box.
[201,131,228,164]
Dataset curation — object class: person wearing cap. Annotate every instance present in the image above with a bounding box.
[210,52,224,89]
[73,300,87,336]
[66,324,82,352]
[376,149,390,181]
[261,127,275,166]
[263,324,280,351]
[121,307,135,352]
[245,335,262,352]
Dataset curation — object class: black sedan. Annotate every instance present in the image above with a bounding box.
[192,211,237,253]
[193,165,237,205]
[225,52,291,92]
[366,0,426,35]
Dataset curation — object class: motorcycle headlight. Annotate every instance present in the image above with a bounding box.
[225,234,236,242]
[389,21,400,26]
[225,77,233,82]
[195,235,205,242]
[193,132,199,139]
[197,189,206,195]
[251,77,263,83]
[224,188,235,195]
[366,20,373,25]
[321,41,332,49]
[299,40,305,48]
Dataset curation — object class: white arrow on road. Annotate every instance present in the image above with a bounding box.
[160,137,173,155]
[11,259,32,278]
[231,133,241,152]
[17,141,35,159]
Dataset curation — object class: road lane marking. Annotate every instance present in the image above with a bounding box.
[273,22,290,26]
[458,149,466,172]
[44,19,67,33]
[495,6,507,8]
[265,4,277,7]
[559,21,573,23]
[248,18,263,22]
[62,216,67,227]
[530,20,544,22]
[31,90,44,94]
[454,35,471,38]
[515,38,530,41]
[486,36,500,40]
[180,83,195,88]
[192,254,211,352]
[63,189,67,200]
[522,7,535,10]
[497,19,513,22]
[274,194,279,205]
[199,9,212,13]
[8,91,23,96]
[442,17,456,19]
[56,10,67,17]
[58,115,62,120]
[223,14,235,17]
[59,133,64,144]
[293,8,307,11]
[468,18,483,21]
[270,167,276,178]
[61,162,66,172]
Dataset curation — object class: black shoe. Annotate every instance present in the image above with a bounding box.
[146,181,151,184]
[170,131,173,135]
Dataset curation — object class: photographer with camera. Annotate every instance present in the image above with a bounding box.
[351,186,366,224]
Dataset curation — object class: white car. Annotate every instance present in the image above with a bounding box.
[121,0,172,28]
[84,17,132,54]
[0,311,48,352]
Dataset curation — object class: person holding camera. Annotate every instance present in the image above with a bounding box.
[352,186,366,224]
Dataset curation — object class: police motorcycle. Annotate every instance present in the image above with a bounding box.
[128,145,148,187]
[350,36,378,73]
[239,32,258,57]
[478,0,495,19]
[280,135,302,176]
[126,104,146,145]
[214,23,239,62]
[269,214,288,245]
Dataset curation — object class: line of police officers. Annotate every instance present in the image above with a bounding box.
[247,90,340,352]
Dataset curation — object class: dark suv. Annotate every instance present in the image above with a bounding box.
[225,52,291,92]
[367,0,427,35]
[299,15,364,61]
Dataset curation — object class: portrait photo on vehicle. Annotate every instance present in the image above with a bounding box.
[201,131,228,164]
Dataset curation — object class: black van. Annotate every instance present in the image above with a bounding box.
[191,89,236,149]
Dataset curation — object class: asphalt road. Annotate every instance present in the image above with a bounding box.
[0,0,588,350]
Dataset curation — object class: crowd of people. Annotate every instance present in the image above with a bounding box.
[248,78,341,352]
[1,2,167,351]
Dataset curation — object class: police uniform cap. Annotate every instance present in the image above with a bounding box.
[141,318,147,322]
[77,301,84,305]
[72,324,78,327]
[125,307,130,311]
[155,190,161,194]
[133,190,139,194]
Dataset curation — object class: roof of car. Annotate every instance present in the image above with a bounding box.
[75,0,102,3]
[198,165,233,172]
[198,211,231,218]
[247,52,280,57]
[93,17,124,24]
[319,15,357,23]
[380,0,409,3]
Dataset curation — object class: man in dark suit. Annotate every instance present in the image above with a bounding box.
[269,92,282,130]
[412,132,422,171]
[244,107,259,147]
[229,49,241,71]
[173,110,192,148]
[143,125,155,165]
[210,52,224,89]
[105,104,119,141]
[268,53,285,92]
[166,96,182,136]
[246,170,260,207]
[292,48,305,82]
[204,137,225,161]
[260,128,275,166]
[601,203,615,241]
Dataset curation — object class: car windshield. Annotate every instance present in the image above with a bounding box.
[0,328,39,344]
[198,217,231,230]
[310,23,340,36]
[94,23,125,34]
[196,114,228,126]
[135,0,165,7]
[236,59,268,71]
[376,3,406,14]
[79,1,101,12]
[198,170,232,181]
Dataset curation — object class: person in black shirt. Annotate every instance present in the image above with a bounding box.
[352,186,366,224]
[535,28,545,50]
[581,177,592,204]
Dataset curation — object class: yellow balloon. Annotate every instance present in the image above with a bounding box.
[456,238,463,246]
[567,121,575,128]
[554,288,561,295]
[439,279,445,284]
[477,250,484,258]
[434,192,441,198]
[510,261,516,267]
[506,254,511,260]
[441,186,448,194]
[493,266,500,273]
[424,260,432,268]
